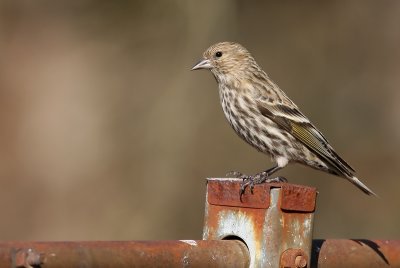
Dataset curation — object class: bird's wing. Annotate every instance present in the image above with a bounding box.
[256,101,356,176]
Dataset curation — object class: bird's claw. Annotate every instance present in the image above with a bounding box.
[239,177,255,201]
[239,173,264,201]
[238,174,288,202]
[227,170,288,201]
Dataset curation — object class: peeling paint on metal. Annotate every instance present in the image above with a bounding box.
[0,240,250,267]
[203,178,316,268]
[216,210,256,266]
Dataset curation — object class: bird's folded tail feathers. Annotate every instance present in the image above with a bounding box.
[348,176,378,197]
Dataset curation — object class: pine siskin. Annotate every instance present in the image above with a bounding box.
[192,42,376,197]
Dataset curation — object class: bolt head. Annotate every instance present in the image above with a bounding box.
[295,255,307,268]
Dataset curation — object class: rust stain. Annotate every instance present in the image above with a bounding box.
[207,178,271,208]
[281,248,307,268]
[312,239,400,268]
[207,178,316,211]
[280,184,317,212]
[204,178,316,267]
[0,241,250,268]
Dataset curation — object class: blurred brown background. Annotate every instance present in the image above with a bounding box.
[0,1,399,241]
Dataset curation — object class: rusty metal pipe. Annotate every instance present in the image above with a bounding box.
[312,239,400,268]
[0,240,249,268]
[0,239,399,267]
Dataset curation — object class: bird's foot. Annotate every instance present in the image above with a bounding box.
[227,171,287,202]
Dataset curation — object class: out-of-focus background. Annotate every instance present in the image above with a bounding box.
[0,1,399,241]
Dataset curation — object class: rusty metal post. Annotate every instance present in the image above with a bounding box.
[203,178,317,268]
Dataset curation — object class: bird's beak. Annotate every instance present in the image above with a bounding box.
[191,59,212,70]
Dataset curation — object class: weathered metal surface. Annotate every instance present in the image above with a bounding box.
[203,178,317,268]
[281,248,307,268]
[280,184,317,212]
[1,239,399,267]
[207,178,316,211]
[15,248,44,267]
[0,240,249,268]
[207,178,271,208]
[312,239,400,268]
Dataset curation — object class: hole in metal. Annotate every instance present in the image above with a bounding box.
[223,235,249,250]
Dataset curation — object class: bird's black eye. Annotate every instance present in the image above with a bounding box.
[215,51,222,58]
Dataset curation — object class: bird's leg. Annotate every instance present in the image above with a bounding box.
[234,165,286,201]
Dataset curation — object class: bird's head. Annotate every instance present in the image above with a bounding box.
[191,42,255,78]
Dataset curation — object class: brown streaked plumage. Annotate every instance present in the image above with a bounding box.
[192,41,376,197]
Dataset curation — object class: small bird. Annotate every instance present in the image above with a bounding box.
[192,42,376,198]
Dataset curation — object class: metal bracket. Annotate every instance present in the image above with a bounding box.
[203,178,317,268]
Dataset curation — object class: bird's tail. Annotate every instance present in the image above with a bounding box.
[348,176,378,197]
